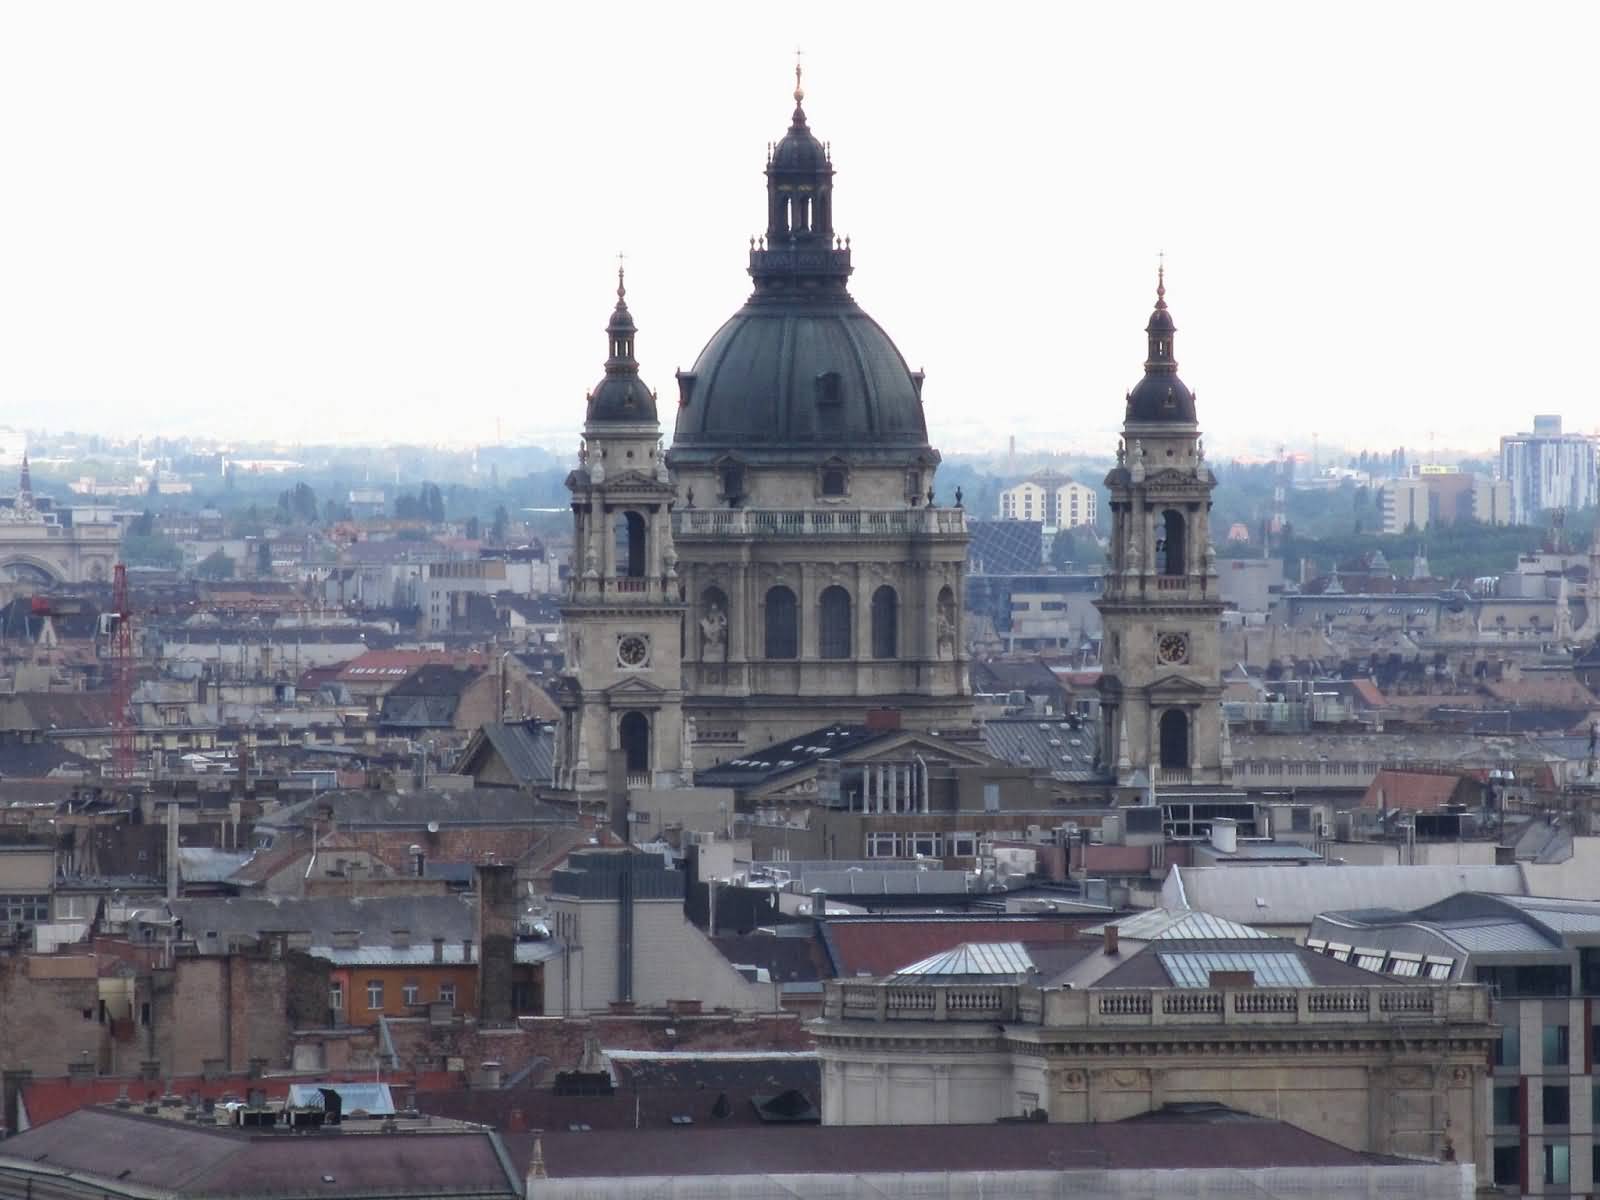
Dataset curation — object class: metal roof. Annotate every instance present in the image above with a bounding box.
[1429,920,1556,954]
[893,941,1036,978]
[1165,864,1527,927]
[1094,907,1273,942]
[1157,951,1314,989]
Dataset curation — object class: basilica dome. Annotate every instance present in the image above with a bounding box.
[669,75,931,465]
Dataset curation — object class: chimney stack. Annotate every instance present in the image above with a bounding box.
[1103,924,1120,956]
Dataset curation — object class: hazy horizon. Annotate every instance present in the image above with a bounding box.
[3,2,1596,454]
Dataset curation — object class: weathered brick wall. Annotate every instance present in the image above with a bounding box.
[0,958,102,1079]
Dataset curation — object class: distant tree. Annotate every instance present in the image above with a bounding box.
[195,549,235,580]
[491,504,509,542]
[276,482,318,525]
[256,541,273,576]
[422,483,445,523]
[128,510,155,538]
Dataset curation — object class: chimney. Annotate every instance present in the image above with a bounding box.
[1103,924,1120,956]
[166,800,180,903]
[811,887,828,918]
[1210,818,1238,855]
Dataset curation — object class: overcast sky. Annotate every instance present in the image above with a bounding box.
[1,2,1594,457]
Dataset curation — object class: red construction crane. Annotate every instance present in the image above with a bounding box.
[110,563,135,782]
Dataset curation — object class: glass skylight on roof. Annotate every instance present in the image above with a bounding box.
[1157,952,1314,989]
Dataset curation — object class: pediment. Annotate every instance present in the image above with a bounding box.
[1146,468,1205,489]
[1148,673,1213,695]
[604,675,668,697]
[604,469,669,491]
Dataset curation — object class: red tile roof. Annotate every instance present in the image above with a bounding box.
[821,915,1101,978]
[1359,769,1467,811]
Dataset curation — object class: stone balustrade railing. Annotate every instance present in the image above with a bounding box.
[674,507,967,539]
[822,981,1489,1027]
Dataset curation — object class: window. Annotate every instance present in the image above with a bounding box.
[867,833,899,858]
[366,979,384,1010]
[1545,1023,1570,1066]
[1494,1025,1520,1068]
[1492,1144,1519,1187]
[1353,948,1387,973]
[1546,1142,1571,1186]
[1424,956,1454,980]
[1493,1084,1518,1127]
[1544,1084,1570,1126]
[764,586,798,659]
[1387,953,1422,977]
[719,461,745,500]
[439,981,456,1007]
[821,466,847,496]
[912,833,939,858]
[1593,1141,1600,1185]
[871,586,898,658]
[983,783,1000,813]
[402,980,420,1006]
[329,982,344,1015]
[949,833,977,857]
[819,586,851,659]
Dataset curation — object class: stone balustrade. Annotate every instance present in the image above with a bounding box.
[822,981,1489,1028]
[673,507,967,539]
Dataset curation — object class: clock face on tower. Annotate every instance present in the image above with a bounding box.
[617,634,650,668]
[1156,632,1190,665]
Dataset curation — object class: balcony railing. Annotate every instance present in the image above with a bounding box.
[674,507,967,539]
[821,982,1489,1028]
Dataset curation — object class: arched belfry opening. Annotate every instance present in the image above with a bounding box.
[620,712,650,776]
[1158,510,1186,577]
[1159,710,1189,770]
[614,511,646,578]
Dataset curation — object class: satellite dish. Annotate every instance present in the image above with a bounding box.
[426,821,440,834]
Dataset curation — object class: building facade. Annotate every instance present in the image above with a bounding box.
[664,74,971,765]
[812,956,1494,1171]
[1501,415,1599,526]
[1309,892,1600,1196]
[0,459,120,595]
[1095,274,1228,788]
[998,475,1097,530]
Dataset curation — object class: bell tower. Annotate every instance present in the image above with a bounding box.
[554,269,690,797]
[1096,269,1228,790]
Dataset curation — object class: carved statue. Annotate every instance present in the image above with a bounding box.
[699,602,728,658]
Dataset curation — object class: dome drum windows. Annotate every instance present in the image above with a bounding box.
[871,586,898,659]
[817,455,849,499]
[765,585,798,660]
[819,586,852,659]
[715,456,747,504]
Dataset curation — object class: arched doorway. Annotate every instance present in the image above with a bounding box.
[1158,709,1189,769]
[619,712,650,777]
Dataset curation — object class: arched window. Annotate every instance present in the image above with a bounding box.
[1158,509,1186,577]
[936,586,958,658]
[1159,710,1189,770]
[614,511,646,577]
[619,711,650,776]
[821,467,847,497]
[765,586,798,660]
[819,586,852,659]
[719,461,745,501]
[871,586,898,658]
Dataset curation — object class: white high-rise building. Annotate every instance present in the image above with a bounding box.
[1500,415,1599,524]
